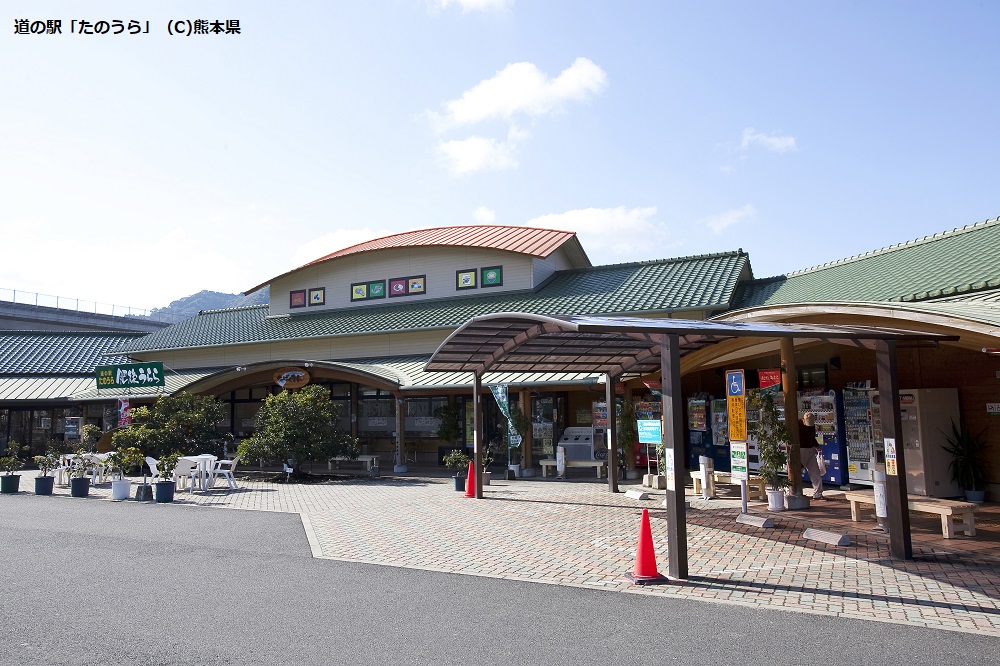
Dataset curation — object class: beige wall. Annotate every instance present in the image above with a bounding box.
[270,247,535,315]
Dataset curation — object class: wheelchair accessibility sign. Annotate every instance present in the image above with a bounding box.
[726,369,747,442]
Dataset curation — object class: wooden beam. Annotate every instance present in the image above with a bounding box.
[606,373,619,493]
[781,337,802,496]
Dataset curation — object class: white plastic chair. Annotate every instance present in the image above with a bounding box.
[282,462,293,482]
[172,459,199,492]
[145,456,161,482]
[209,455,240,490]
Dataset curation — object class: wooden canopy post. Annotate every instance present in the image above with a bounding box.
[606,373,619,493]
[875,339,912,559]
[660,334,688,580]
[519,388,532,471]
[393,395,407,473]
[780,337,803,496]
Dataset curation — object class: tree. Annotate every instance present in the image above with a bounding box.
[112,391,230,459]
[237,384,358,476]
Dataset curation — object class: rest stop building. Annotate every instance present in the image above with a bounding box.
[3,220,1000,501]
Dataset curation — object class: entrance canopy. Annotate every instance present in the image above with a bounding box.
[424,312,958,376]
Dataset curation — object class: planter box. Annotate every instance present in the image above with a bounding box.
[111,479,131,501]
[69,477,90,498]
[154,480,175,503]
[34,475,55,495]
[1,474,21,494]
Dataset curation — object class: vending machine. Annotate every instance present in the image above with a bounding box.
[873,388,961,497]
[843,384,881,486]
[798,390,848,487]
[687,395,732,473]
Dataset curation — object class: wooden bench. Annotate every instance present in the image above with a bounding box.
[539,459,607,478]
[690,471,767,500]
[328,455,380,472]
[841,490,978,539]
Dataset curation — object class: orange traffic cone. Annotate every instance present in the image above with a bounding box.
[626,508,668,585]
[464,460,476,498]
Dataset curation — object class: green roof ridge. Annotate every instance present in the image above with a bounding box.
[783,216,1000,279]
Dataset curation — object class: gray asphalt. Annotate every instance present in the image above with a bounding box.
[1,495,997,665]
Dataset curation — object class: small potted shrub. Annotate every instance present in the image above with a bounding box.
[942,419,988,502]
[747,390,790,511]
[0,442,25,494]
[442,449,471,492]
[32,446,61,495]
[154,451,181,503]
[66,448,93,497]
[105,446,144,501]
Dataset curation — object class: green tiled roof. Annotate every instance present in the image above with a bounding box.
[0,331,143,376]
[732,216,1000,308]
[121,252,749,353]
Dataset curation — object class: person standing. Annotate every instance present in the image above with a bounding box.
[797,412,826,500]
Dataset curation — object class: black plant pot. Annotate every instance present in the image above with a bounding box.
[154,480,175,503]
[34,475,55,495]
[453,475,465,491]
[69,477,90,498]
[135,484,154,501]
[1,474,21,494]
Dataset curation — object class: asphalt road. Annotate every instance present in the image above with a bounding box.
[1,495,998,665]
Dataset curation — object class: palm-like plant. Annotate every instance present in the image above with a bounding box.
[942,419,987,491]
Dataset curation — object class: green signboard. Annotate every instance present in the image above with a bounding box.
[96,362,165,389]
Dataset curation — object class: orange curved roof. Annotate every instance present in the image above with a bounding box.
[246,225,588,294]
[306,225,578,265]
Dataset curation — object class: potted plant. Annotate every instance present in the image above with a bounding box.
[942,419,988,502]
[442,449,471,492]
[616,398,640,480]
[154,451,181,503]
[32,446,61,495]
[747,390,790,511]
[105,446,144,501]
[65,448,93,497]
[508,405,531,478]
[0,441,25,494]
[80,423,102,450]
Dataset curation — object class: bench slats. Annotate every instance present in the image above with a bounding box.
[842,490,978,538]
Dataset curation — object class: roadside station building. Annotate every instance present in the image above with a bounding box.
[2,219,999,499]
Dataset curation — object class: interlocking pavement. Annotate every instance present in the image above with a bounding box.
[18,472,1000,636]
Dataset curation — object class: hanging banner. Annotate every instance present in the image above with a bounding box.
[117,398,131,426]
[489,384,511,420]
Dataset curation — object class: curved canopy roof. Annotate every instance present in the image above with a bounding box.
[245,225,590,295]
[424,312,959,377]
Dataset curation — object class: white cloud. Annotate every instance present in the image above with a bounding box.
[430,0,514,12]
[438,58,607,128]
[702,204,757,235]
[472,207,496,224]
[525,206,674,264]
[741,128,798,153]
[437,127,527,175]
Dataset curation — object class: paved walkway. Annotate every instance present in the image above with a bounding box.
[19,472,1000,636]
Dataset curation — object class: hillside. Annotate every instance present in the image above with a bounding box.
[149,288,269,321]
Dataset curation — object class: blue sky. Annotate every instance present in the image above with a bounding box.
[2,0,998,311]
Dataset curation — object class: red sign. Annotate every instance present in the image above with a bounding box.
[758,369,781,392]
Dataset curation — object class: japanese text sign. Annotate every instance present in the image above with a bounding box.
[96,362,164,389]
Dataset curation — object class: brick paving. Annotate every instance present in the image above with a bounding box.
[21,471,1000,636]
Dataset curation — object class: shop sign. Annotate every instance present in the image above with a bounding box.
[273,367,310,389]
[96,362,164,389]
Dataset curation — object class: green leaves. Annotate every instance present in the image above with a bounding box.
[237,384,358,475]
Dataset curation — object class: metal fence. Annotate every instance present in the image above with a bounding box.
[0,287,183,324]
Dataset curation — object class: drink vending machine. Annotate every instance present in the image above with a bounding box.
[843,384,881,485]
[798,389,848,487]
[686,395,731,472]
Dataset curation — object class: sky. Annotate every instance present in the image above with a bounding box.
[2,1,999,313]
